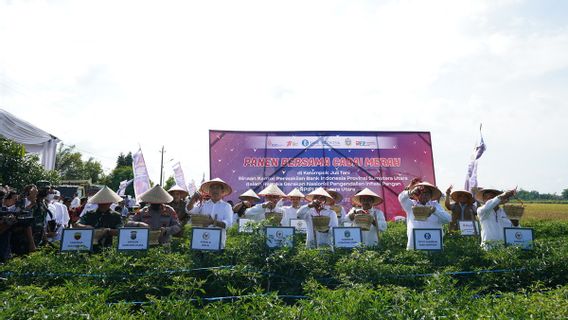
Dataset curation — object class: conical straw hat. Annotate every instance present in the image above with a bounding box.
[450,189,473,203]
[475,188,503,203]
[258,183,287,197]
[305,187,333,201]
[140,185,174,204]
[168,185,189,197]
[287,188,305,198]
[411,182,443,201]
[199,178,232,197]
[88,186,123,204]
[239,189,260,201]
[325,189,343,202]
[352,188,384,206]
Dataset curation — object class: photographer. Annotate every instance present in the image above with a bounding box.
[10,185,40,255]
[31,187,56,246]
[1,188,18,261]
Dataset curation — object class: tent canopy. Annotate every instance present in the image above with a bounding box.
[0,108,60,170]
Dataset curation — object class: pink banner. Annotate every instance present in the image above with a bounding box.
[210,130,436,220]
[132,149,151,201]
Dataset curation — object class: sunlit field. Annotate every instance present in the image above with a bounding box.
[523,203,568,221]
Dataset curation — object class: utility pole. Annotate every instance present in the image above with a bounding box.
[159,146,165,186]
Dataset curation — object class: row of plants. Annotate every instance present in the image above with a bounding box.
[1,221,567,302]
[2,279,568,319]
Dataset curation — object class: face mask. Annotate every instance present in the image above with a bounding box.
[47,194,55,201]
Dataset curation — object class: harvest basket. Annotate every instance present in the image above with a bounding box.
[149,230,162,245]
[503,198,525,221]
[265,212,283,225]
[312,215,330,232]
[191,214,211,227]
[412,206,434,221]
[354,214,373,231]
[93,229,106,243]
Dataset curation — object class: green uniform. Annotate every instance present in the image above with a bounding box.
[79,209,123,229]
[79,209,123,247]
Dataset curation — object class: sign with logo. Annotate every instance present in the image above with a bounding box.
[413,228,443,251]
[117,228,150,251]
[333,227,363,249]
[458,220,481,236]
[265,227,295,248]
[238,218,254,233]
[290,218,307,234]
[504,227,534,250]
[60,229,94,252]
[191,227,223,251]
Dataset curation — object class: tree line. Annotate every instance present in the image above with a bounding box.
[2,137,567,200]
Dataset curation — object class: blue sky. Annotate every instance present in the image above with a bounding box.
[1,0,567,194]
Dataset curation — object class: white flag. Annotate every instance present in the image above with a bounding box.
[464,125,486,193]
[172,162,188,191]
[132,148,151,201]
[117,179,133,196]
[187,179,197,195]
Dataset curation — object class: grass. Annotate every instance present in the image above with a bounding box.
[523,203,568,221]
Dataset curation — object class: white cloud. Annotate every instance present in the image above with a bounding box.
[1,0,567,193]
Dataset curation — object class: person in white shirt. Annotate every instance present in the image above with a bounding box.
[70,193,81,209]
[347,188,387,246]
[398,178,451,250]
[297,188,338,248]
[244,184,286,224]
[475,188,516,250]
[187,178,233,249]
[47,190,70,241]
[232,189,261,222]
[281,188,305,227]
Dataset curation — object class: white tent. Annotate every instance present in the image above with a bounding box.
[0,108,60,170]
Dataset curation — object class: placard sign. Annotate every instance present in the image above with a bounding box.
[265,227,295,248]
[458,220,480,236]
[333,227,363,249]
[413,229,443,251]
[191,227,222,251]
[60,229,93,252]
[504,227,534,250]
[238,218,254,233]
[117,228,150,251]
[290,218,307,234]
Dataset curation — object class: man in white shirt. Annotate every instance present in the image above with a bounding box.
[297,188,338,248]
[348,188,387,247]
[476,188,516,250]
[244,184,286,223]
[47,190,70,241]
[398,178,451,250]
[232,189,260,222]
[70,192,81,209]
[281,188,305,227]
[187,178,233,249]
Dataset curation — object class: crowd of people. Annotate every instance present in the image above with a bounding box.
[0,177,519,262]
